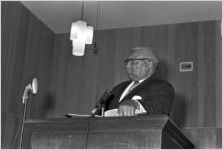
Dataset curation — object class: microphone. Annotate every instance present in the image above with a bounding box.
[32,78,38,94]
[22,77,38,103]
[90,90,113,116]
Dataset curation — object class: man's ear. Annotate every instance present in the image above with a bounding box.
[146,60,153,68]
[146,61,156,73]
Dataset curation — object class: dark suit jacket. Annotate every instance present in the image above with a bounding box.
[105,75,175,115]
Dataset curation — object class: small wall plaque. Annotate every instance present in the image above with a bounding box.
[179,61,193,72]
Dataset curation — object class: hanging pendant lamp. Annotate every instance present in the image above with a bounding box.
[70,1,93,56]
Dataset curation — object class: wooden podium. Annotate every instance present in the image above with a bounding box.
[21,115,194,149]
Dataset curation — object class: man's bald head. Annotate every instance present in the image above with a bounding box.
[130,46,159,67]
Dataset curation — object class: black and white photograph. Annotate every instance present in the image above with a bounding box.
[1,1,222,149]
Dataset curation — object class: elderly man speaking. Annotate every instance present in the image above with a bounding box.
[102,46,175,117]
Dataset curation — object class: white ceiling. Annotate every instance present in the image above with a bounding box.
[21,1,222,34]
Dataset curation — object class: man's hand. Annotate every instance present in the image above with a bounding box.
[118,99,139,116]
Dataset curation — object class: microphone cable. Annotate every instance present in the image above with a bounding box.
[84,115,92,148]
[12,119,22,148]
[13,97,29,148]
[84,106,105,148]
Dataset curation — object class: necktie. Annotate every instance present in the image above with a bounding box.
[127,81,139,93]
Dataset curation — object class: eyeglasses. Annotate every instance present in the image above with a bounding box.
[124,58,152,65]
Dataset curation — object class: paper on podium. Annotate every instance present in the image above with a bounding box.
[104,109,119,117]
[65,113,101,118]
[105,109,147,117]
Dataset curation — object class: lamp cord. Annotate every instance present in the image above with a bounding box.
[95,1,100,30]
[81,1,84,20]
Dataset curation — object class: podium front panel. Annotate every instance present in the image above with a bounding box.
[21,115,194,149]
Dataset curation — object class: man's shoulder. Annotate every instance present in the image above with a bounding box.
[149,78,170,84]
[110,80,131,95]
[114,80,131,88]
[145,76,174,89]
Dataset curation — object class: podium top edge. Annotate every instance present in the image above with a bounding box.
[24,115,169,124]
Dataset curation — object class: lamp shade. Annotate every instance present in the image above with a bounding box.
[70,20,94,56]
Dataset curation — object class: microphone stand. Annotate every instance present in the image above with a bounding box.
[18,84,31,148]
[85,105,105,148]
[101,105,105,117]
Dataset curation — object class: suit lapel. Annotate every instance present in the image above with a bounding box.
[116,81,131,100]
[109,81,131,109]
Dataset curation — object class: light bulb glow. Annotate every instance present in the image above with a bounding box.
[70,20,93,56]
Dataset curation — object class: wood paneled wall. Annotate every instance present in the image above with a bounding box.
[1,2,55,148]
[2,1,221,148]
[49,21,221,129]
[182,127,222,149]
